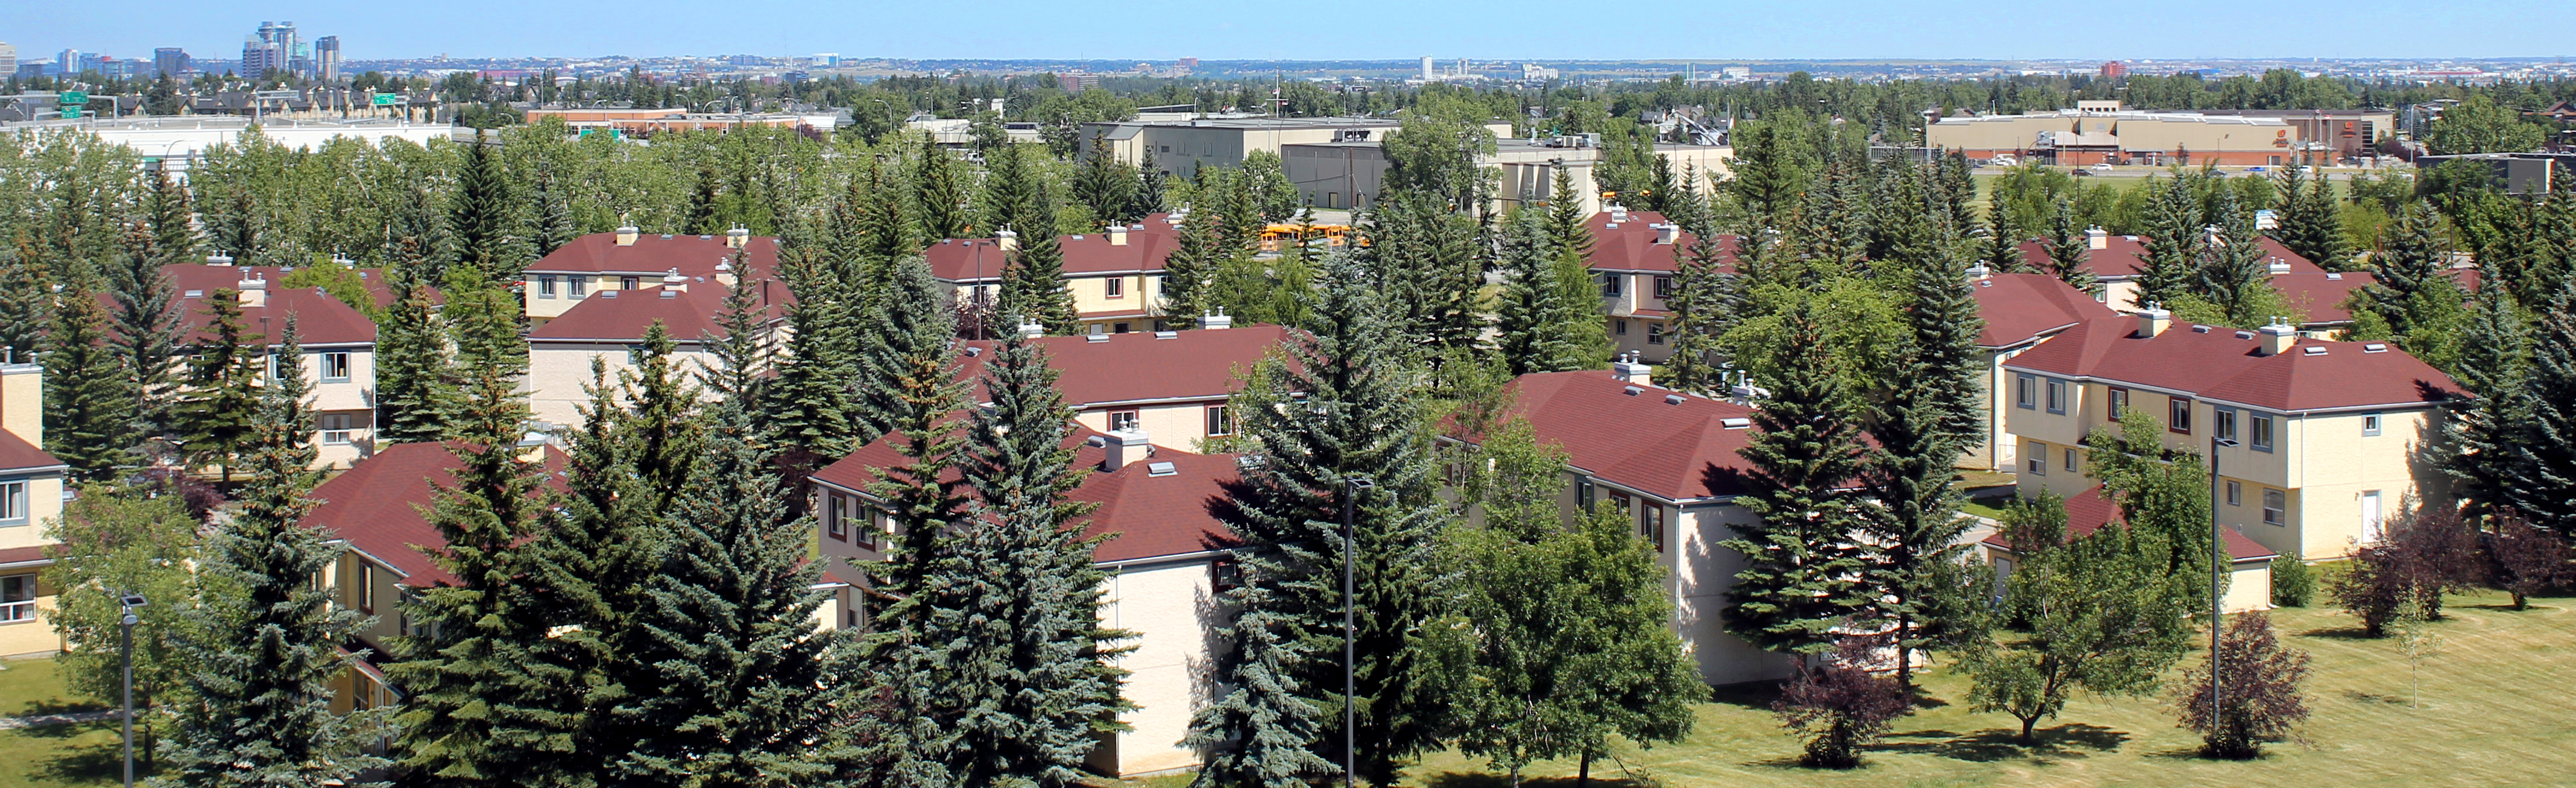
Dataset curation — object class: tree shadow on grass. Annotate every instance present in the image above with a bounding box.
[27,719,158,784]
[1420,773,1655,787]
[1706,679,1783,713]
[2342,689,2407,705]
[2297,626,2382,640]
[8,696,110,720]
[1869,723,2129,763]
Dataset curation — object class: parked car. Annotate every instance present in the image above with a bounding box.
[2090,163,2115,172]
[2243,166,2268,173]
[2071,168,2094,177]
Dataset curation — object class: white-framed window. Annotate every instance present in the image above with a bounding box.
[620,276,640,290]
[2262,489,2286,527]
[320,414,352,445]
[1647,323,1665,345]
[2214,407,2237,442]
[2361,490,2383,541]
[321,352,352,382]
[2063,447,2078,472]
[538,275,559,298]
[0,573,34,623]
[2016,374,2036,409]
[2226,480,2242,506]
[1205,405,1232,437]
[2361,412,2383,437]
[567,277,587,297]
[2251,413,2276,452]
[1108,411,1140,432]
[2026,442,2048,475]
[2045,379,2066,414]
[0,479,25,526]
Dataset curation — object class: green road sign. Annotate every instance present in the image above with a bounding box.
[58,91,89,105]
[59,108,81,119]
[372,93,400,106]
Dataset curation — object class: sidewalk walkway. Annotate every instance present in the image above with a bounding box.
[0,709,116,730]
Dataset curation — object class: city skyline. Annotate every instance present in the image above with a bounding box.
[4,0,2572,66]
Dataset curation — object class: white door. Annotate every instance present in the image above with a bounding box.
[2360,491,2383,543]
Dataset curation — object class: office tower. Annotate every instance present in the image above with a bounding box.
[0,43,15,79]
[58,49,81,75]
[242,20,297,77]
[314,37,339,81]
[155,48,189,77]
[1421,56,1434,80]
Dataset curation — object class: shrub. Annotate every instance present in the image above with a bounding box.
[2487,515,2571,611]
[1773,634,1911,769]
[2270,552,2314,607]
[2175,613,2313,758]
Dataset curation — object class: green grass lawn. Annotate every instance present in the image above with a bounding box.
[0,658,150,788]
[1377,589,2576,788]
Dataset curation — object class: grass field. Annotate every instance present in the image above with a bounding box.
[12,593,2569,788]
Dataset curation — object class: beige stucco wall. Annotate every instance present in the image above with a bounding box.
[1673,504,1800,686]
[525,342,718,430]
[1069,273,1163,329]
[1096,556,1223,777]
[523,274,635,320]
[1071,402,1225,454]
[1,474,66,555]
[1,365,42,446]
[1,588,65,657]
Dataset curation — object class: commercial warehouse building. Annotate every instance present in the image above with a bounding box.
[1930,101,2311,167]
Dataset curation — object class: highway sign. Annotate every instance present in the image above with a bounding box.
[57,91,88,104]
[372,93,401,106]
[58,108,81,119]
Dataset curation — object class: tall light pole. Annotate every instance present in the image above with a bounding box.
[1340,474,1374,788]
[118,593,147,788]
[2208,436,2238,729]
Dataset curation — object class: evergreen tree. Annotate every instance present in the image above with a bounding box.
[915,133,972,241]
[42,285,132,480]
[619,396,850,787]
[530,359,657,786]
[165,318,388,787]
[1204,254,1454,783]
[2042,200,2102,296]
[699,253,774,408]
[859,159,921,277]
[385,273,587,788]
[1661,204,1738,394]
[1,248,52,371]
[1861,254,1990,690]
[1157,209,1224,324]
[2445,288,2531,520]
[175,290,263,482]
[2195,192,2273,328]
[1541,166,1595,263]
[620,321,704,509]
[2498,282,2576,537]
[373,261,455,444]
[1721,298,1876,655]
[2135,176,2205,310]
[1184,579,1336,788]
[2271,165,2349,269]
[996,153,1081,335]
[1363,190,1486,351]
[1495,210,1610,375]
[2357,200,2461,342]
[106,225,182,453]
[1980,200,2025,273]
[766,245,863,459]
[1072,133,1140,228]
[1135,148,1167,216]
[853,257,958,444]
[145,167,198,267]
[914,333,1132,786]
[529,163,577,258]
[449,133,520,282]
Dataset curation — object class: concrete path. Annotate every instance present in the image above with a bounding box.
[0,709,116,730]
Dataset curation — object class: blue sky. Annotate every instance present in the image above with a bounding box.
[4,1,2567,63]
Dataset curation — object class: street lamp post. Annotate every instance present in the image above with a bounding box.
[118,593,147,788]
[2208,436,2239,730]
[1340,475,1374,788]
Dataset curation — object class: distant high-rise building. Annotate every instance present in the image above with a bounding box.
[58,49,81,75]
[155,48,189,78]
[242,20,298,78]
[812,52,839,67]
[314,36,339,81]
[2100,60,2128,80]
[0,43,15,79]
[1421,56,1434,80]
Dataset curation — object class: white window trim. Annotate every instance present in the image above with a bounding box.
[0,479,26,526]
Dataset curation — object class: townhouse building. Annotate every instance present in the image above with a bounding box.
[2016,229,2325,312]
[165,265,383,468]
[952,321,1283,453]
[810,428,1241,778]
[923,216,1184,336]
[1978,484,2279,613]
[523,272,788,429]
[522,226,780,326]
[1579,208,1730,364]
[0,362,70,658]
[1966,273,2122,471]
[1455,367,1801,687]
[2001,308,2465,561]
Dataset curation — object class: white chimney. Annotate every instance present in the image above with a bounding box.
[1654,224,1679,245]
[725,225,750,249]
[2135,304,2172,338]
[1108,225,1129,246]
[1199,307,1232,330]
[2266,257,2292,275]
[1612,353,1653,388]
[1967,262,1992,280]
[2257,319,2299,356]
[1018,320,1046,339]
[206,251,235,266]
[996,229,1020,253]
[2086,226,2108,250]
[236,273,267,307]
[616,225,640,246]
[713,256,737,288]
[1103,429,1151,471]
[661,268,688,292]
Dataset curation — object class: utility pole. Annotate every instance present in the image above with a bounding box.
[2208,435,2238,729]
[118,593,147,788]
[1340,474,1373,788]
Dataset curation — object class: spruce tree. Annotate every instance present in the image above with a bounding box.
[449,133,520,282]
[1,247,52,368]
[529,163,577,258]
[2358,200,2455,341]
[2444,287,2530,520]
[373,260,455,444]
[914,133,972,242]
[2271,165,2349,269]
[914,333,1131,786]
[1363,190,1486,351]
[1203,254,1453,783]
[1072,133,1140,227]
[1980,199,2025,273]
[766,244,864,459]
[529,358,658,784]
[1158,209,1225,324]
[145,167,199,267]
[175,290,263,481]
[1495,210,1609,375]
[106,224,182,453]
[620,321,704,509]
[699,253,774,408]
[1000,199,1079,335]
[2196,192,2273,327]
[42,285,133,480]
[1542,166,1595,262]
[1662,204,1739,394]
[853,257,958,444]
[2135,176,2205,310]
[2042,200,2101,296]
[1862,257,1989,690]
[1721,297,1876,655]
[619,396,850,787]
[2499,282,2576,537]
[859,159,922,279]
[165,318,388,788]
[1185,579,1335,787]
[1135,148,1167,216]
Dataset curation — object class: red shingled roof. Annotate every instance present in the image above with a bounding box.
[163,264,411,310]
[529,280,786,344]
[2003,317,2464,412]
[1982,484,2276,563]
[1582,210,1740,273]
[2267,271,2372,326]
[529,232,781,277]
[159,266,381,347]
[954,325,1290,408]
[2016,235,2323,279]
[810,425,1240,564]
[0,430,65,473]
[301,441,570,587]
[1492,370,1764,502]
[0,544,49,569]
[1972,273,2120,349]
[923,215,1185,283]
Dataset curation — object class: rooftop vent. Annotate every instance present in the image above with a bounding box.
[660,291,677,298]
[183,289,204,298]
[2302,346,2328,356]
[1070,235,1085,240]
[1721,417,1752,429]
[2362,343,2389,353]
[2235,330,2255,339]
[1154,330,1178,339]
[1623,385,1643,396]
[1084,435,1107,447]
[1146,461,1178,477]
[1086,335,1110,343]
[2192,325,2212,333]
[964,346,983,357]
[1664,394,1685,405]
[660,234,674,239]
[601,291,619,298]
[2325,273,2343,280]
